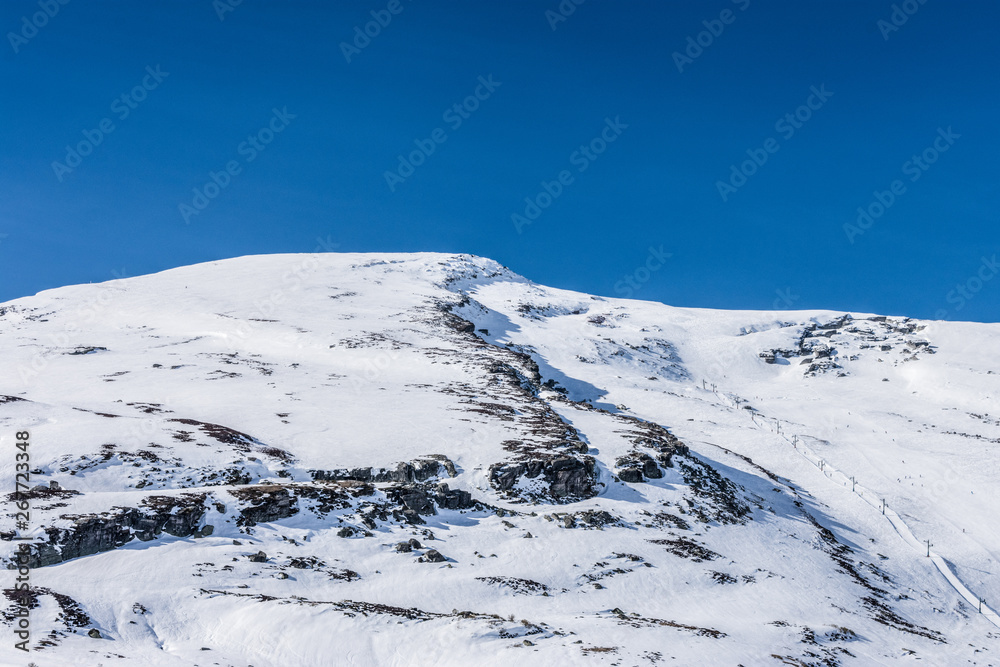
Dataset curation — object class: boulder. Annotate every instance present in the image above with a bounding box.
[617,467,644,483]
[643,458,663,479]
[434,483,474,510]
[423,549,446,563]
[388,485,436,515]
[615,452,662,483]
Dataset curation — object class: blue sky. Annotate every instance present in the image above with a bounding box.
[2,0,998,321]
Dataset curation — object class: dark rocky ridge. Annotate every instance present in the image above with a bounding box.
[607,411,689,484]
[311,455,456,484]
[4,493,208,568]
[2,478,484,568]
[758,315,934,377]
[430,298,601,503]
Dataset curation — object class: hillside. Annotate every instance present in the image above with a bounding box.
[1,253,998,666]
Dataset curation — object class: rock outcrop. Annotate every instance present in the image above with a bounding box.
[5,493,208,568]
[311,455,457,484]
[489,455,597,501]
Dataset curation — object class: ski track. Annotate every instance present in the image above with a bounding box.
[715,389,1000,629]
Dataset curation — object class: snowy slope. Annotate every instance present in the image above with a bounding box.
[0,252,997,666]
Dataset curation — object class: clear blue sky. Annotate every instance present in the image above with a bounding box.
[2,0,998,321]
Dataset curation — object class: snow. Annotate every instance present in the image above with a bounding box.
[0,252,998,666]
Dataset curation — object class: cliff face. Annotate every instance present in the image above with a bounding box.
[0,252,997,666]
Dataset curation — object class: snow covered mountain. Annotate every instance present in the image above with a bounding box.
[1,252,998,666]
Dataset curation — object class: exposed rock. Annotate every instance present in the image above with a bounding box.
[311,455,457,485]
[676,456,751,525]
[643,459,664,478]
[6,484,80,502]
[380,481,479,521]
[617,467,644,483]
[88,628,102,638]
[476,576,551,595]
[230,485,297,527]
[294,481,366,514]
[5,493,208,568]
[434,483,474,510]
[441,313,476,334]
[423,549,446,563]
[386,485,437,516]
[489,455,597,501]
[655,452,676,470]
[68,346,108,355]
[249,551,268,562]
[615,452,663,483]
[648,537,720,562]
[760,348,799,364]
[805,360,843,377]
[394,508,424,525]
[574,510,620,528]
